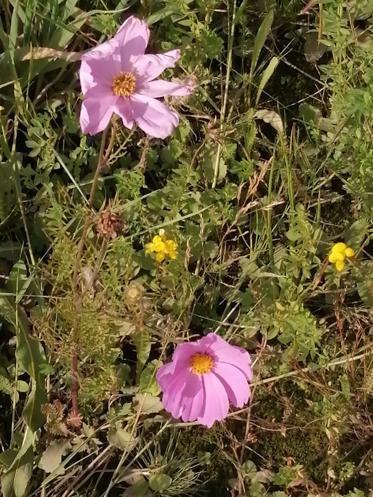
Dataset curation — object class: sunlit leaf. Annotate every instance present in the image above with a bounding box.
[38,440,70,474]
[255,109,284,134]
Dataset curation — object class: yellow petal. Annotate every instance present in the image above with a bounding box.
[335,260,345,272]
[145,243,155,254]
[153,241,166,252]
[155,252,165,263]
[332,242,347,254]
[329,251,344,263]
[152,235,162,244]
[328,253,338,263]
[169,251,177,260]
[165,240,177,253]
[345,247,355,258]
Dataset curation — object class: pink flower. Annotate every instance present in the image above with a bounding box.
[79,16,192,138]
[156,333,253,427]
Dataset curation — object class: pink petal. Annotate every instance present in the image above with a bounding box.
[137,79,192,98]
[156,342,199,390]
[80,92,117,135]
[113,99,135,129]
[180,374,204,422]
[131,50,181,84]
[201,333,253,381]
[81,38,118,61]
[114,16,150,57]
[79,55,121,95]
[213,362,250,408]
[156,362,176,390]
[198,373,229,428]
[161,369,192,419]
[172,341,200,365]
[130,94,179,139]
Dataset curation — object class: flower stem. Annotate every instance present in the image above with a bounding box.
[69,125,112,427]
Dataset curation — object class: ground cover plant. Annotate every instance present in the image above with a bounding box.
[0,0,372,496]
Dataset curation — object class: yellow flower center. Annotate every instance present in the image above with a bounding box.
[190,353,214,375]
[112,72,136,97]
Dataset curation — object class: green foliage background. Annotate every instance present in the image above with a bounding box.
[0,0,372,496]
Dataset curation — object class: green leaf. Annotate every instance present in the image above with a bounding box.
[134,393,163,415]
[0,286,47,431]
[5,260,32,304]
[22,380,47,432]
[1,470,16,497]
[9,0,20,55]
[139,360,161,395]
[304,31,327,63]
[38,440,70,474]
[16,380,28,393]
[0,369,13,396]
[127,478,150,497]
[201,142,227,183]
[299,103,322,125]
[13,458,32,497]
[149,474,172,492]
[345,219,368,249]
[255,56,279,105]
[250,10,274,78]
[2,438,34,497]
[107,425,138,451]
[147,6,183,25]
[133,330,151,378]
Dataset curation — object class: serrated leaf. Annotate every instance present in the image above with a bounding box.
[38,440,70,474]
[108,425,138,451]
[149,474,172,492]
[0,370,13,396]
[134,393,163,415]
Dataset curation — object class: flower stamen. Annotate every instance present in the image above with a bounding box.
[190,353,214,375]
[112,72,136,97]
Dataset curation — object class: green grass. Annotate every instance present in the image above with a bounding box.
[0,1,372,496]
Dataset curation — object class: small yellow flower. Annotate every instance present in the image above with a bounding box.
[328,242,355,272]
[145,230,177,263]
[335,260,345,272]
[345,247,355,258]
[164,239,177,260]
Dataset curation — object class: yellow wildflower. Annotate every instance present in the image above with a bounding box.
[328,242,355,272]
[145,229,177,263]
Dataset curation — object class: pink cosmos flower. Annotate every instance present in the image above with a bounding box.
[79,16,192,138]
[156,333,253,427]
